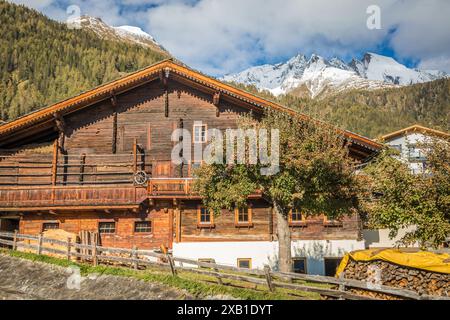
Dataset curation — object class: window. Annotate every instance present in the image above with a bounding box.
[289,209,306,226]
[42,222,59,232]
[98,222,116,234]
[408,144,426,162]
[234,206,252,226]
[193,123,207,143]
[323,216,343,227]
[324,257,342,277]
[390,144,402,153]
[237,258,252,269]
[134,221,152,233]
[292,258,307,274]
[197,206,214,227]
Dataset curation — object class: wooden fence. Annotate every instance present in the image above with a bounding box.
[0,231,447,301]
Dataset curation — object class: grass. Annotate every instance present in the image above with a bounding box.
[0,249,322,300]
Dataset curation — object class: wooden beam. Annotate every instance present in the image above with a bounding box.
[53,113,66,153]
[269,206,274,241]
[133,138,138,173]
[0,205,141,212]
[159,68,169,117]
[111,94,118,154]
[175,205,181,243]
[51,139,59,187]
[110,93,118,108]
[164,89,169,117]
[168,207,174,248]
[147,124,151,151]
[79,154,86,185]
[213,92,221,117]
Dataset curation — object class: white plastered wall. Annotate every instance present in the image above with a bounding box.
[172,239,365,275]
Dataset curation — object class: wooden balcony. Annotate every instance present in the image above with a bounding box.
[148,178,195,197]
[0,185,148,211]
[0,147,188,210]
[0,146,262,210]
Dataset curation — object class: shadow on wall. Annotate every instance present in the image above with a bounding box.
[266,241,348,275]
[363,226,419,248]
[363,230,381,248]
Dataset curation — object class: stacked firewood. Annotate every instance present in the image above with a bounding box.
[343,258,450,297]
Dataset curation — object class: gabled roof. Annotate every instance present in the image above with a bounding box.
[380,124,450,142]
[0,59,382,152]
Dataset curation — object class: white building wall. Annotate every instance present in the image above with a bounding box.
[363,227,419,248]
[172,239,365,275]
[376,131,436,247]
[385,132,432,174]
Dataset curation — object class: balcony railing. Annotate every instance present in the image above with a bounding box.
[0,147,262,208]
[148,178,194,196]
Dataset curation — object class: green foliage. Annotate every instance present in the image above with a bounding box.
[362,140,450,248]
[194,109,360,219]
[0,1,169,121]
[228,79,450,139]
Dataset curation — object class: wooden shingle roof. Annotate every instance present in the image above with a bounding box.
[380,124,450,142]
[0,59,383,153]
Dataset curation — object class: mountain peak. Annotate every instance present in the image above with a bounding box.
[114,25,156,42]
[72,15,168,55]
[308,53,326,65]
[223,52,448,98]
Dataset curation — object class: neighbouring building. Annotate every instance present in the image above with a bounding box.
[0,60,382,276]
[362,125,449,249]
[379,124,450,174]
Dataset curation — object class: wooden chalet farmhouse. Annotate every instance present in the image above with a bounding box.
[0,60,382,275]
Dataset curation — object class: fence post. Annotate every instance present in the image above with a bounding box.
[160,244,177,276]
[132,245,138,270]
[264,266,275,292]
[91,232,99,266]
[12,230,18,251]
[338,273,346,300]
[66,237,72,260]
[212,260,223,285]
[167,254,177,276]
[37,232,43,255]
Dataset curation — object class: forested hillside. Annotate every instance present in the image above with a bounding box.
[1,1,448,139]
[229,79,450,138]
[0,1,169,121]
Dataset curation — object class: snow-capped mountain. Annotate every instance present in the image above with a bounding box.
[223,52,448,98]
[351,53,447,85]
[71,16,169,55]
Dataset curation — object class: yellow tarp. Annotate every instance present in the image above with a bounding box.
[336,248,450,276]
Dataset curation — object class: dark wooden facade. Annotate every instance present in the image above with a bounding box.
[0,60,380,249]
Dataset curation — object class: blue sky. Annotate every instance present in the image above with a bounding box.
[11,0,450,76]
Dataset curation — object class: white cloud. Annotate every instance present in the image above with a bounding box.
[9,0,450,76]
[419,56,450,74]
[384,1,450,62]
[145,0,394,75]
